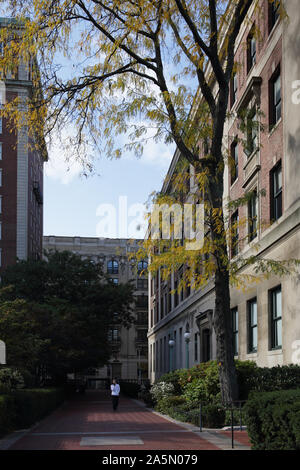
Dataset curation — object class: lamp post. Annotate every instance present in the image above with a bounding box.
[137,348,141,384]
[184,331,191,369]
[168,339,175,372]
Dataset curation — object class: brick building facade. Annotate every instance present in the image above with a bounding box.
[0,18,46,271]
[148,0,300,382]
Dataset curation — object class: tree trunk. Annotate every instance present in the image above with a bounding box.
[214,266,239,404]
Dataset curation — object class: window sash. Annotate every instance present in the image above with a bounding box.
[231,142,238,183]
[231,211,239,257]
[107,260,119,274]
[248,300,258,352]
[271,1,280,27]
[248,192,257,241]
[231,308,239,355]
[271,164,282,221]
[271,287,282,348]
[273,74,281,123]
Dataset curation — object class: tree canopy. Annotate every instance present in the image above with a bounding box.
[0,251,134,384]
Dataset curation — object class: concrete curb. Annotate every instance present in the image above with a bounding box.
[130,398,250,451]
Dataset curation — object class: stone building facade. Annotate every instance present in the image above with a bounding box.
[43,236,149,385]
[148,0,300,382]
[224,0,300,367]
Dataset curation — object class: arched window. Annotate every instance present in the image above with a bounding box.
[107,259,119,274]
[137,260,148,274]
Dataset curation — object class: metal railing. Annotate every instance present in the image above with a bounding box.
[199,400,248,449]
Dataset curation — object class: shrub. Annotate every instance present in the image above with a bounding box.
[251,365,300,393]
[119,381,140,398]
[0,368,25,394]
[12,388,65,429]
[244,388,300,450]
[150,382,174,403]
[0,388,64,437]
[154,395,186,413]
[201,404,226,428]
[0,395,16,436]
[156,370,190,395]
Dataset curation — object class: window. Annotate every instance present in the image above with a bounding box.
[246,108,258,156]
[137,278,147,290]
[174,279,178,307]
[109,278,119,285]
[0,169,2,187]
[0,143,2,160]
[137,329,147,342]
[269,0,280,32]
[108,328,119,342]
[0,196,2,214]
[230,72,238,107]
[270,162,282,221]
[107,259,118,274]
[137,260,148,274]
[231,210,239,257]
[0,101,3,134]
[136,294,148,308]
[248,298,258,353]
[0,221,1,240]
[270,286,282,349]
[247,29,256,72]
[232,307,239,356]
[230,140,238,184]
[270,69,281,127]
[248,190,258,241]
[194,333,198,362]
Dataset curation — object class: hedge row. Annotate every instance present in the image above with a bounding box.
[244,388,300,450]
[0,388,65,437]
[156,362,300,402]
[119,381,140,398]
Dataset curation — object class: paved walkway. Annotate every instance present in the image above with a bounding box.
[1,391,251,450]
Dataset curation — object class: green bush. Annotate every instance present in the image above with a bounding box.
[244,388,300,450]
[251,365,300,393]
[0,368,25,393]
[12,388,65,429]
[0,388,64,437]
[119,381,140,398]
[0,395,16,436]
[156,369,190,395]
[201,404,226,428]
[154,395,186,413]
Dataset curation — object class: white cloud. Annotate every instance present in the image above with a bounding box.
[45,146,82,185]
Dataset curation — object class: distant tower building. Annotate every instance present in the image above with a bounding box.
[0,18,47,270]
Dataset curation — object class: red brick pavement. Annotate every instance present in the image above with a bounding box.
[219,430,251,447]
[6,391,249,450]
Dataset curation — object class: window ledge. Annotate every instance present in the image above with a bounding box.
[247,352,257,357]
[268,117,282,138]
[268,347,282,354]
[230,177,239,189]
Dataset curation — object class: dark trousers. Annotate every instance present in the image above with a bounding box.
[112,396,119,410]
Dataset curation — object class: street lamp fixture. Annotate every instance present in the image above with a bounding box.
[168,339,175,371]
[184,331,191,369]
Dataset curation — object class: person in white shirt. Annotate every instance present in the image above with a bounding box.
[111,378,120,411]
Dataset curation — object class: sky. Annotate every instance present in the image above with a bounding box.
[0,1,194,240]
[43,138,174,239]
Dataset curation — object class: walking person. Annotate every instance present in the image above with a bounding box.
[111,378,120,411]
